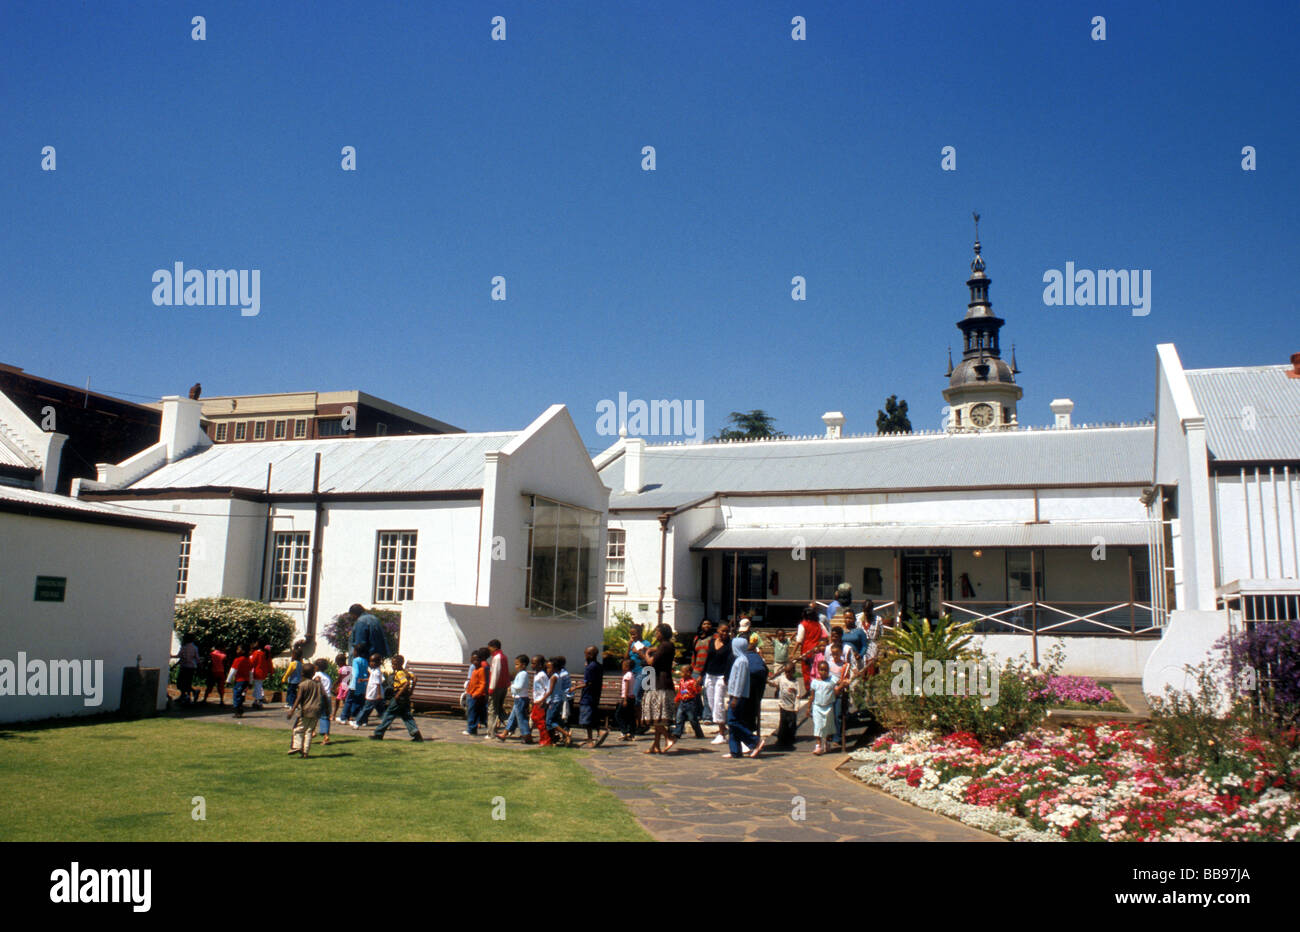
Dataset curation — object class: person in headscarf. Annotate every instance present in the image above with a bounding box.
[722,639,764,759]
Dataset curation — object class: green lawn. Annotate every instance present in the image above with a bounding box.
[0,718,650,841]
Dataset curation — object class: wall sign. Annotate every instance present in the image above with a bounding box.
[34,576,66,602]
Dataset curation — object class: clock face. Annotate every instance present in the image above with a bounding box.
[970,403,995,428]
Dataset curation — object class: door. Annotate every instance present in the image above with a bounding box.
[900,550,952,620]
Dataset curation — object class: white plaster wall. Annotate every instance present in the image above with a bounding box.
[312,500,482,644]
[1213,469,1300,584]
[0,512,184,722]
[971,633,1158,680]
[479,407,610,666]
[722,490,1036,527]
[1142,609,1232,702]
[1153,344,1216,610]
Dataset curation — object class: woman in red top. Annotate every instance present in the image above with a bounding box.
[796,606,825,692]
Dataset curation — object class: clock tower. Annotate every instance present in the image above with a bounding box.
[943,214,1022,432]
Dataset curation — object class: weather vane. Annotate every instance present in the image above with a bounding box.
[973,211,980,240]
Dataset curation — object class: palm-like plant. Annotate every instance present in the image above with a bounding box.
[880,613,976,665]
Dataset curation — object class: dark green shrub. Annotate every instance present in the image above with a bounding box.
[174,597,295,657]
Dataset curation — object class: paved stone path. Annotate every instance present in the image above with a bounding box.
[170,700,993,842]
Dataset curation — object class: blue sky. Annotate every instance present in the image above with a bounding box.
[3,0,1297,453]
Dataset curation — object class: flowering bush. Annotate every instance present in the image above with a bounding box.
[174,597,295,657]
[852,723,1300,841]
[1030,675,1119,708]
[1221,619,1300,726]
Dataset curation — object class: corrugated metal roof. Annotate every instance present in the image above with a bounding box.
[1185,365,1300,462]
[691,521,1153,550]
[0,484,190,530]
[601,425,1153,505]
[128,431,519,494]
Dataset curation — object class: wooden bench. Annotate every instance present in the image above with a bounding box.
[407,662,471,712]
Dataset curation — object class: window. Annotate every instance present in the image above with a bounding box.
[274,420,288,439]
[234,422,247,441]
[318,418,344,437]
[270,531,310,601]
[374,531,417,602]
[606,528,626,587]
[254,421,266,440]
[375,422,388,436]
[176,530,192,597]
[215,423,228,442]
[863,566,883,596]
[525,496,600,618]
[294,418,308,439]
[814,550,845,600]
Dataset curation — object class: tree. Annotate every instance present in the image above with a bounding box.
[714,409,784,441]
[876,396,912,434]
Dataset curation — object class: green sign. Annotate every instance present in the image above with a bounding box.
[638,604,649,612]
[34,576,66,602]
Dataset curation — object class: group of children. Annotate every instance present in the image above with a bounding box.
[464,647,600,748]
[284,651,424,756]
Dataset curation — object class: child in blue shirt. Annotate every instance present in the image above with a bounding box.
[544,656,573,747]
[496,654,534,743]
[346,652,369,726]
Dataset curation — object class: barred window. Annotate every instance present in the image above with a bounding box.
[254,421,266,440]
[606,528,626,587]
[176,530,192,597]
[375,531,417,602]
[215,423,228,441]
[270,531,310,601]
[274,419,288,440]
[234,422,247,441]
[294,418,308,439]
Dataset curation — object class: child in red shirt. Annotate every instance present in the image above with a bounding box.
[203,647,227,705]
[671,664,705,739]
[230,645,252,718]
[249,644,272,709]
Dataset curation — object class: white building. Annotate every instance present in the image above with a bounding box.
[1144,343,1300,695]
[75,398,609,665]
[0,416,189,721]
[596,417,1161,678]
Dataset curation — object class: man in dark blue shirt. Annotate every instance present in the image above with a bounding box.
[347,603,390,659]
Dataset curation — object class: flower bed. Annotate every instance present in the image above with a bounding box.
[1029,675,1127,712]
[850,725,1300,841]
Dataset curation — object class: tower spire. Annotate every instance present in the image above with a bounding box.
[945,346,954,377]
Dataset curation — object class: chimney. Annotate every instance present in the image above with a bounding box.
[1050,398,1074,429]
[623,436,645,494]
[822,411,845,439]
[159,395,208,461]
[1287,352,1300,379]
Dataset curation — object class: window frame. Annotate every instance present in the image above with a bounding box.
[270,531,311,602]
[605,527,626,589]
[176,529,192,598]
[373,530,418,603]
